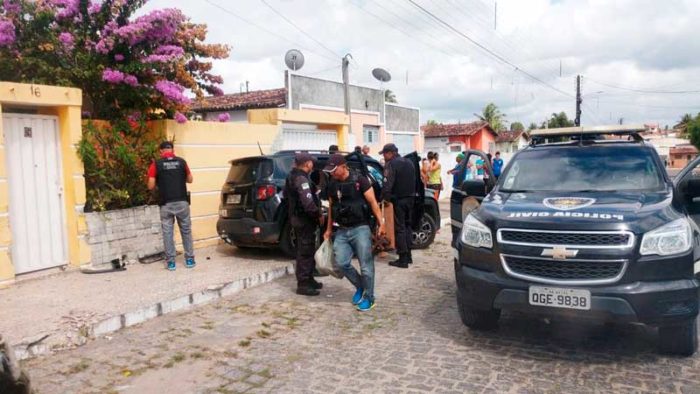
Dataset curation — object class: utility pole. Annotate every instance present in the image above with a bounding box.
[575,75,582,127]
[342,54,351,115]
[494,1,497,30]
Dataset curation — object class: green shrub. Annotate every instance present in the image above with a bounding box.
[78,119,162,212]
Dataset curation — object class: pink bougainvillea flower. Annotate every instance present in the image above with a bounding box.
[0,19,16,47]
[217,113,230,122]
[114,53,125,61]
[174,112,187,124]
[155,80,191,105]
[58,32,74,50]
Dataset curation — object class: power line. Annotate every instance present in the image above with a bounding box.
[260,0,340,60]
[587,77,700,94]
[348,0,459,59]
[406,0,573,99]
[203,0,337,63]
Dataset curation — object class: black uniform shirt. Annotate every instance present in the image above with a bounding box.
[286,168,321,222]
[381,156,416,202]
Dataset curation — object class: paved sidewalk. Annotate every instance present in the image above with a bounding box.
[0,243,292,360]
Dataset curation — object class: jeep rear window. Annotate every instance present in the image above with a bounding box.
[500,146,664,192]
[226,159,272,184]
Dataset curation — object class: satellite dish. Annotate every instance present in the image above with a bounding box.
[372,68,391,82]
[284,49,305,71]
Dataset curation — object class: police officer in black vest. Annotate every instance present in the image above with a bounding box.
[323,154,385,311]
[147,141,195,271]
[284,153,324,296]
[380,143,416,269]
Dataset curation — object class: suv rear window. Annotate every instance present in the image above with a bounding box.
[226,159,272,184]
[501,145,664,192]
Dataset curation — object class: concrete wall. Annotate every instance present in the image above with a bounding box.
[0,82,89,283]
[85,205,162,265]
[202,110,248,123]
[289,74,384,119]
[385,103,419,133]
[149,120,279,249]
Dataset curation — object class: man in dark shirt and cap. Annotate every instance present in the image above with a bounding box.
[147,141,195,271]
[284,152,324,296]
[380,143,416,268]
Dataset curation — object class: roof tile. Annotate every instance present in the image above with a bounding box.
[191,88,287,111]
[421,121,494,137]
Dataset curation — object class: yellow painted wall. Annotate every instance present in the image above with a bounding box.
[0,82,88,282]
[150,119,280,249]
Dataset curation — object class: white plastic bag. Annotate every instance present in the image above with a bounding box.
[314,239,343,279]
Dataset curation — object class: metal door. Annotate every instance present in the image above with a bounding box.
[275,124,338,151]
[2,114,67,274]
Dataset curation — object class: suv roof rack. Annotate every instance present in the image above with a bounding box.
[529,125,646,146]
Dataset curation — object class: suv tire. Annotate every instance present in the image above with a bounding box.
[457,293,500,330]
[658,320,698,356]
[279,222,296,258]
[412,212,437,249]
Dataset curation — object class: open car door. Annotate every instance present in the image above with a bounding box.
[449,150,496,247]
[674,157,700,229]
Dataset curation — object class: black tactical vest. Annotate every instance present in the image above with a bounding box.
[285,168,319,221]
[156,156,188,205]
[329,172,370,228]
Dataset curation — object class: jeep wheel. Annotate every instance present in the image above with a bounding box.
[279,222,297,258]
[457,293,500,330]
[412,212,437,249]
[659,320,698,356]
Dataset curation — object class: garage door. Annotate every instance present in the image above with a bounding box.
[274,124,338,152]
[391,133,417,155]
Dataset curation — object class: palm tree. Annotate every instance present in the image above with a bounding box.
[476,103,506,132]
[677,113,694,137]
[384,89,397,103]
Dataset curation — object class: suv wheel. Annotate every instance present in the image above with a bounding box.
[279,222,297,258]
[457,293,500,330]
[412,212,437,249]
[658,320,698,356]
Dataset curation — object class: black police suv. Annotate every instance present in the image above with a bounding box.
[217,150,440,257]
[451,126,700,356]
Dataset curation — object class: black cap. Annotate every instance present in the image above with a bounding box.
[328,144,339,153]
[159,141,174,150]
[379,143,398,154]
[323,154,346,173]
[294,152,316,165]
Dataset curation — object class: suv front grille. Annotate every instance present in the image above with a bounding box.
[501,255,626,284]
[498,229,633,248]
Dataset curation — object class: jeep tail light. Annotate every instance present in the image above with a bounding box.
[256,185,276,201]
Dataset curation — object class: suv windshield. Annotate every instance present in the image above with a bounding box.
[500,145,665,192]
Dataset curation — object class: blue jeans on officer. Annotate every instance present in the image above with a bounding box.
[333,225,374,302]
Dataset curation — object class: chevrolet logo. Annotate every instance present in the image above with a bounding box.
[541,246,578,260]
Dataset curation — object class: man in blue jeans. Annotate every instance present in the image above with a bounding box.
[147,141,195,271]
[323,154,385,311]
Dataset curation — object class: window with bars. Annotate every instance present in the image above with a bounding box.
[363,125,379,144]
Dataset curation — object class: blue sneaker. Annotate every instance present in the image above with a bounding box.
[167,261,176,271]
[352,288,364,305]
[356,298,375,312]
[185,258,196,269]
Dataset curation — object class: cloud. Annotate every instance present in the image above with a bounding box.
[142,0,700,128]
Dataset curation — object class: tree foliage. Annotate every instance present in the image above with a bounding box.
[541,112,575,129]
[509,121,524,132]
[686,114,700,153]
[0,0,229,120]
[528,122,539,130]
[384,89,397,103]
[478,103,506,132]
[426,119,439,126]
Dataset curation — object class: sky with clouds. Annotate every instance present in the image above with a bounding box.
[143,0,700,129]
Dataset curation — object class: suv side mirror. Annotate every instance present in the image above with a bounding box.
[461,179,487,198]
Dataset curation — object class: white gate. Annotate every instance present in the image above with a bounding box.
[273,124,338,152]
[2,114,67,274]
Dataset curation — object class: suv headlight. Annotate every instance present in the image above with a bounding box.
[640,218,692,256]
[461,214,493,249]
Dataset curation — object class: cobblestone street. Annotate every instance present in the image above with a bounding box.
[23,231,700,393]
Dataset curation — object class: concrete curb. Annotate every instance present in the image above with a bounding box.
[12,264,294,361]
